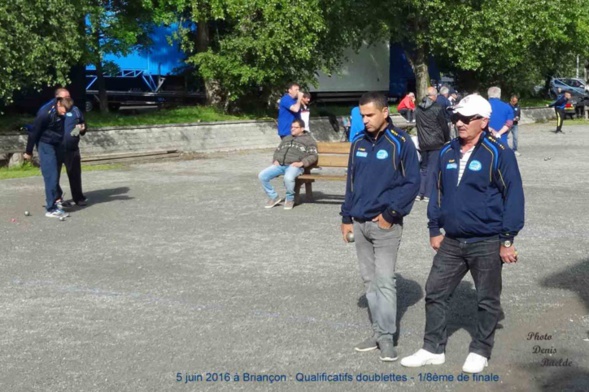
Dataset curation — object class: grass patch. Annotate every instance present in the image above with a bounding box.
[0,162,124,180]
[83,105,262,128]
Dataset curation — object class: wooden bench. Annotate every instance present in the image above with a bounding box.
[294,142,350,204]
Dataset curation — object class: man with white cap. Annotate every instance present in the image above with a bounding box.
[401,94,525,373]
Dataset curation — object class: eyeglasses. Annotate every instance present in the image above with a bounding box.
[451,113,483,124]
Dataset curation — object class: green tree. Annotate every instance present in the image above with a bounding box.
[85,0,154,112]
[158,0,364,109]
[367,0,589,99]
[0,0,84,105]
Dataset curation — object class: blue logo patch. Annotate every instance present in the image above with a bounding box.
[66,112,73,117]
[446,163,458,170]
[356,151,368,158]
[376,150,389,160]
[469,160,482,171]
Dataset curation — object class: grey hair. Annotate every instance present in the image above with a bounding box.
[487,86,501,99]
[439,86,449,95]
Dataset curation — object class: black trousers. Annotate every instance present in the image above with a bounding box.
[57,149,85,202]
[555,108,565,132]
[423,237,503,359]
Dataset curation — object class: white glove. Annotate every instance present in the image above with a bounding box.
[70,124,82,137]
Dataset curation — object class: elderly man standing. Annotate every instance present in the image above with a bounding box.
[341,92,420,362]
[258,119,317,210]
[487,86,514,145]
[401,94,525,373]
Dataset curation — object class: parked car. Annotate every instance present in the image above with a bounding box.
[549,77,587,99]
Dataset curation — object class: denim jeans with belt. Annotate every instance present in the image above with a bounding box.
[423,237,503,359]
[354,220,403,343]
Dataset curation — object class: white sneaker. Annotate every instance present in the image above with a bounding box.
[45,209,69,218]
[400,349,445,367]
[462,352,488,373]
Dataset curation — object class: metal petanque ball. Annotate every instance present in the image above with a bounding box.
[346,232,355,243]
[59,216,65,221]
[24,211,30,216]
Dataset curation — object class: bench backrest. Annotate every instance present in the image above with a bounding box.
[315,142,350,168]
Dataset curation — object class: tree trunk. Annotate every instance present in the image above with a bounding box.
[196,19,223,107]
[412,46,429,101]
[93,29,109,113]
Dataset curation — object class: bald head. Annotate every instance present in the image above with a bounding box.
[427,87,437,100]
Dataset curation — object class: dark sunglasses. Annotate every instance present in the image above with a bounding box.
[451,113,483,124]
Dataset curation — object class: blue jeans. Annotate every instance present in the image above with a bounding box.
[38,141,64,211]
[510,124,519,151]
[418,149,439,199]
[354,221,403,342]
[423,237,503,359]
[258,164,304,201]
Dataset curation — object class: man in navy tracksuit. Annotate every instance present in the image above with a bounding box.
[548,91,571,134]
[58,104,88,206]
[24,97,74,218]
[401,94,525,373]
[341,92,420,362]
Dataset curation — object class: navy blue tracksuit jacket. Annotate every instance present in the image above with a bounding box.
[341,124,421,224]
[428,132,525,242]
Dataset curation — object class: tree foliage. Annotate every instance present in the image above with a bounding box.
[0,0,84,104]
[85,0,154,112]
[366,0,589,98]
[158,0,365,108]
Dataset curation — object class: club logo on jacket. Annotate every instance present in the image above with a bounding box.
[469,160,482,171]
[376,150,389,159]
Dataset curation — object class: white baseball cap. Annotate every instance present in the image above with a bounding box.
[453,94,492,118]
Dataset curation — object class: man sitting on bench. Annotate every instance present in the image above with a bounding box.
[258,119,318,210]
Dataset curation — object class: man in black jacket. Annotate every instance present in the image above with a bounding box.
[415,87,450,201]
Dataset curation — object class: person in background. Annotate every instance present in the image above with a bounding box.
[547,91,571,134]
[258,119,318,210]
[300,92,312,133]
[397,92,416,122]
[415,86,450,202]
[277,83,303,139]
[509,95,521,156]
[487,86,514,145]
[349,106,364,141]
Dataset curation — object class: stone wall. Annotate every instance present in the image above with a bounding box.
[0,108,558,160]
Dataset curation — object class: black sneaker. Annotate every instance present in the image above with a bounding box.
[378,340,398,362]
[354,336,378,352]
[75,198,88,206]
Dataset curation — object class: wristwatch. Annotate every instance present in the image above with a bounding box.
[502,240,513,248]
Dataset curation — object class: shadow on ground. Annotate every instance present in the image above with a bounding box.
[83,187,133,206]
[357,273,423,346]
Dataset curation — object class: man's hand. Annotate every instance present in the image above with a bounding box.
[297,91,304,101]
[430,235,444,251]
[23,153,32,161]
[341,223,353,243]
[273,160,280,166]
[372,214,392,230]
[500,245,518,264]
[290,162,304,168]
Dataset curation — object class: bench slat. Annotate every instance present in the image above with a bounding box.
[317,142,351,154]
[298,174,347,181]
[317,155,349,167]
